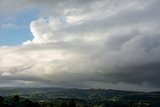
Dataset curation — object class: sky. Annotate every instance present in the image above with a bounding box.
[0,0,160,91]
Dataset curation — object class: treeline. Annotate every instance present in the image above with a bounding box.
[0,95,40,107]
[0,95,159,107]
[0,96,75,107]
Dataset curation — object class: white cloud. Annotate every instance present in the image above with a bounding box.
[2,23,18,29]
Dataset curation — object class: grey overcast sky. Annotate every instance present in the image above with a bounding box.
[0,0,160,91]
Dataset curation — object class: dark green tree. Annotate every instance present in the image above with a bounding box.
[68,100,76,107]
[11,95,20,107]
[0,96,4,106]
[12,95,20,103]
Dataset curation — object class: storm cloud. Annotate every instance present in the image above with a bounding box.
[0,0,160,91]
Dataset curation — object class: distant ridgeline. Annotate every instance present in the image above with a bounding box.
[0,87,160,107]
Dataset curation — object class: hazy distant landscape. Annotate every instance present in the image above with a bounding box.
[0,87,160,107]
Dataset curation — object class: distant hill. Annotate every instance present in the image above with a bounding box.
[0,87,160,106]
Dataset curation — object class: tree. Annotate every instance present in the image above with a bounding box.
[0,96,4,106]
[12,95,20,103]
[11,95,20,107]
[68,100,76,107]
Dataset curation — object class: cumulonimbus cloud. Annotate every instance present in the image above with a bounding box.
[0,0,160,91]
